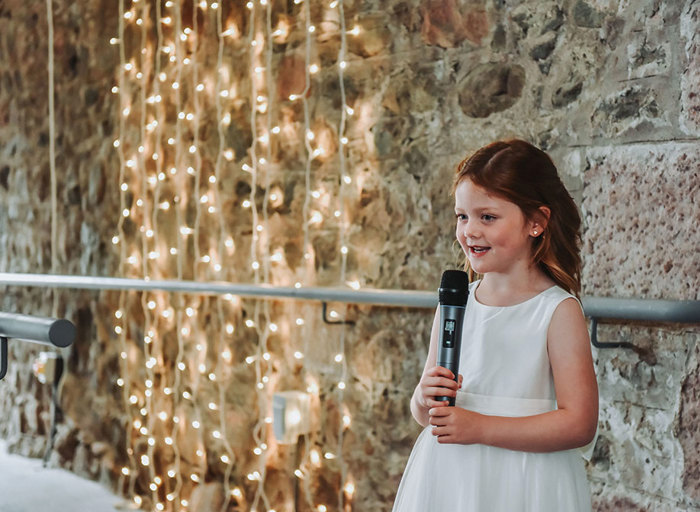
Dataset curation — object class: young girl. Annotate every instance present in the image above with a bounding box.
[393,139,598,511]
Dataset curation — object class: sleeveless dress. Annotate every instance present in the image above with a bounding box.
[392,281,596,512]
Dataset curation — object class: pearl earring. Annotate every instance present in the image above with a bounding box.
[533,230,538,236]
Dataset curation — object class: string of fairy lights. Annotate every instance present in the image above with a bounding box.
[107,1,365,510]
[213,5,237,512]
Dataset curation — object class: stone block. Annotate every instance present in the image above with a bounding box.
[680,0,700,135]
[419,0,489,49]
[679,339,700,501]
[458,62,526,118]
[581,142,699,300]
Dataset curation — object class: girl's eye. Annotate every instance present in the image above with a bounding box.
[456,213,467,221]
[482,214,496,221]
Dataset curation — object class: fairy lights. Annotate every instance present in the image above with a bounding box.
[104,0,369,509]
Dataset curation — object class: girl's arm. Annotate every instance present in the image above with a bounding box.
[410,307,461,427]
[429,297,598,451]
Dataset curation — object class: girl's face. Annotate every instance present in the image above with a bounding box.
[454,179,537,276]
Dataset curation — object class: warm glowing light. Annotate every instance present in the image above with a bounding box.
[310,449,321,465]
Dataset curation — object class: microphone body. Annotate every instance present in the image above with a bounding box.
[435,270,470,407]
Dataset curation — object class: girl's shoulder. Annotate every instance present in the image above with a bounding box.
[540,285,585,320]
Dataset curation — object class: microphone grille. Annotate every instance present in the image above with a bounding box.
[439,270,470,306]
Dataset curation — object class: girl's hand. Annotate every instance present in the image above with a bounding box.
[429,406,483,444]
[416,366,463,409]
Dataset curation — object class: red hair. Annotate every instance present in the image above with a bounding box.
[453,139,582,297]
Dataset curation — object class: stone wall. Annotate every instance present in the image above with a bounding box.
[0,0,698,511]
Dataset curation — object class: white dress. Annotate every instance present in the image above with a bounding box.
[392,281,595,512]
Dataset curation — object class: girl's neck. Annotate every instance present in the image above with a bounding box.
[476,269,555,306]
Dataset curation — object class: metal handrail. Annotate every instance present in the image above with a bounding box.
[0,272,436,308]
[0,312,76,380]
[0,312,76,348]
[1,272,698,321]
[0,272,697,350]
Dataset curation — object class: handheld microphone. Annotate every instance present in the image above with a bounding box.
[435,270,470,406]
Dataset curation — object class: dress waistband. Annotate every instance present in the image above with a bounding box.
[456,391,555,417]
[455,390,597,461]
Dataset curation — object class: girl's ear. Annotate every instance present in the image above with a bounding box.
[530,206,551,236]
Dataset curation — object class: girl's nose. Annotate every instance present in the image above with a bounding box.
[463,220,478,239]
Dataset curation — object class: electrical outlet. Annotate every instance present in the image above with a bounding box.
[273,391,311,444]
[32,352,60,385]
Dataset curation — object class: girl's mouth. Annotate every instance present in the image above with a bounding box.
[469,246,491,255]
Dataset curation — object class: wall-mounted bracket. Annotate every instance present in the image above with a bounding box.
[322,302,355,326]
[0,337,7,380]
[589,318,635,349]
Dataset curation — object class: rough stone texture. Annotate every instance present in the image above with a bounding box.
[581,142,700,300]
[0,1,698,512]
[680,0,700,136]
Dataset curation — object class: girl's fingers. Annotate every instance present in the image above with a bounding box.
[429,366,456,380]
[429,406,451,417]
[424,386,457,399]
[429,413,449,425]
[431,427,451,438]
[425,376,459,389]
